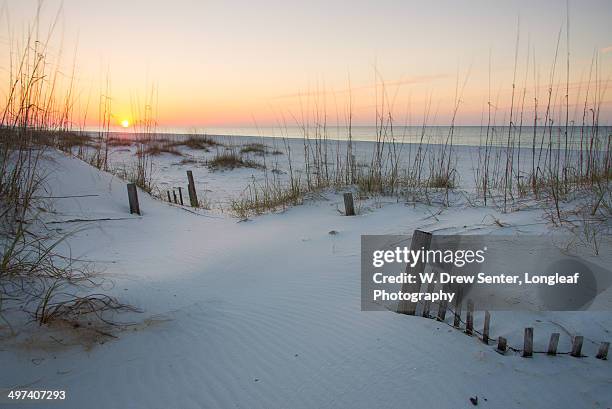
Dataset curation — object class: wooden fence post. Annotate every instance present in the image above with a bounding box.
[397,230,432,315]
[497,336,507,353]
[343,193,355,216]
[178,187,184,205]
[465,299,474,335]
[173,190,178,204]
[482,311,490,344]
[127,183,140,215]
[453,287,463,328]
[571,336,584,357]
[523,328,533,357]
[167,191,172,202]
[437,300,448,322]
[422,282,435,318]
[596,342,609,360]
[187,170,199,207]
[547,333,560,356]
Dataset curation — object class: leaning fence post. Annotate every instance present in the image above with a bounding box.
[482,311,490,344]
[187,170,199,207]
[178,187,184,205]
[167,190,172,202]
[571,335,584,357]
[465,299,474,335]
[397,230,432,315]
[596,342,609,360]
[523,328,533,357]
[127,183,140,215]
[547,333,560,356]
[343,192,355,216]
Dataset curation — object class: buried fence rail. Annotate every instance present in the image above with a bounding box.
[391,229,610,362]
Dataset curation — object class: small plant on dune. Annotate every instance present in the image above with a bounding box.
[166,135,221,150]
[240,143,268,155]
[208,151,264,170]
[142,144,183,156]
[230,176,304,219]
[107,136,134,147]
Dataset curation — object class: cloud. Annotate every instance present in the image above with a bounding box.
[601,46,612,54]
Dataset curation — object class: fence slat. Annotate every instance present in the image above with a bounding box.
[571,335,584,357]
[596,342,609,360]
[397,230,432,315]
[127,183,140,215]
[173,190,178,204]
[465,299,474,335]
[167,190,172,202]
[422,282,435,318]
[453,287,463,328]
[437,299,448,322]
[482,311,490,344]
[523,328,533,357]
[343,193,355,216]
[178,187,184,205]
[547,333,560,356]
[497,336,507,353]
[187,170,199,207]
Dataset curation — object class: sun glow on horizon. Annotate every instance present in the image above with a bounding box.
[121,119,130,128]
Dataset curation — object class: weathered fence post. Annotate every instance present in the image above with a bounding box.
[397,230,432,315]
[187,170,199,207]
[497,336,507,353]
[127,183,140,215]
[173,190,178,204]
[178,187,184,205]
[422,282,435,318]
[547,333,560,356]
[523,327,533,357]
[465,299,474,335]
[482,311,490,344]
[437,299,448,322]
[596,342,609,360]
[343,193,355,216]
[167,191,172,202]
[453,287,463,328]
[571,336,584,357]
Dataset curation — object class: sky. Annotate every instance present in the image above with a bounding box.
[1,0,611,130]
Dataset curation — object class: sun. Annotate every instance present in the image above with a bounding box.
[121,119,130,128]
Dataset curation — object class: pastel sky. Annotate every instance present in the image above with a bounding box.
[1,0,611,129]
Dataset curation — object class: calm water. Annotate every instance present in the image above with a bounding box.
[152,125,611,148]
[96,125,611,149]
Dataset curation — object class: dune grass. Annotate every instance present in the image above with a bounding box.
[208,151,264,170]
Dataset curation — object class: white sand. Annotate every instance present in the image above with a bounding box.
[1,138,611,409]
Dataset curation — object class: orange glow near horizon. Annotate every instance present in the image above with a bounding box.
[1,1,611,129]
